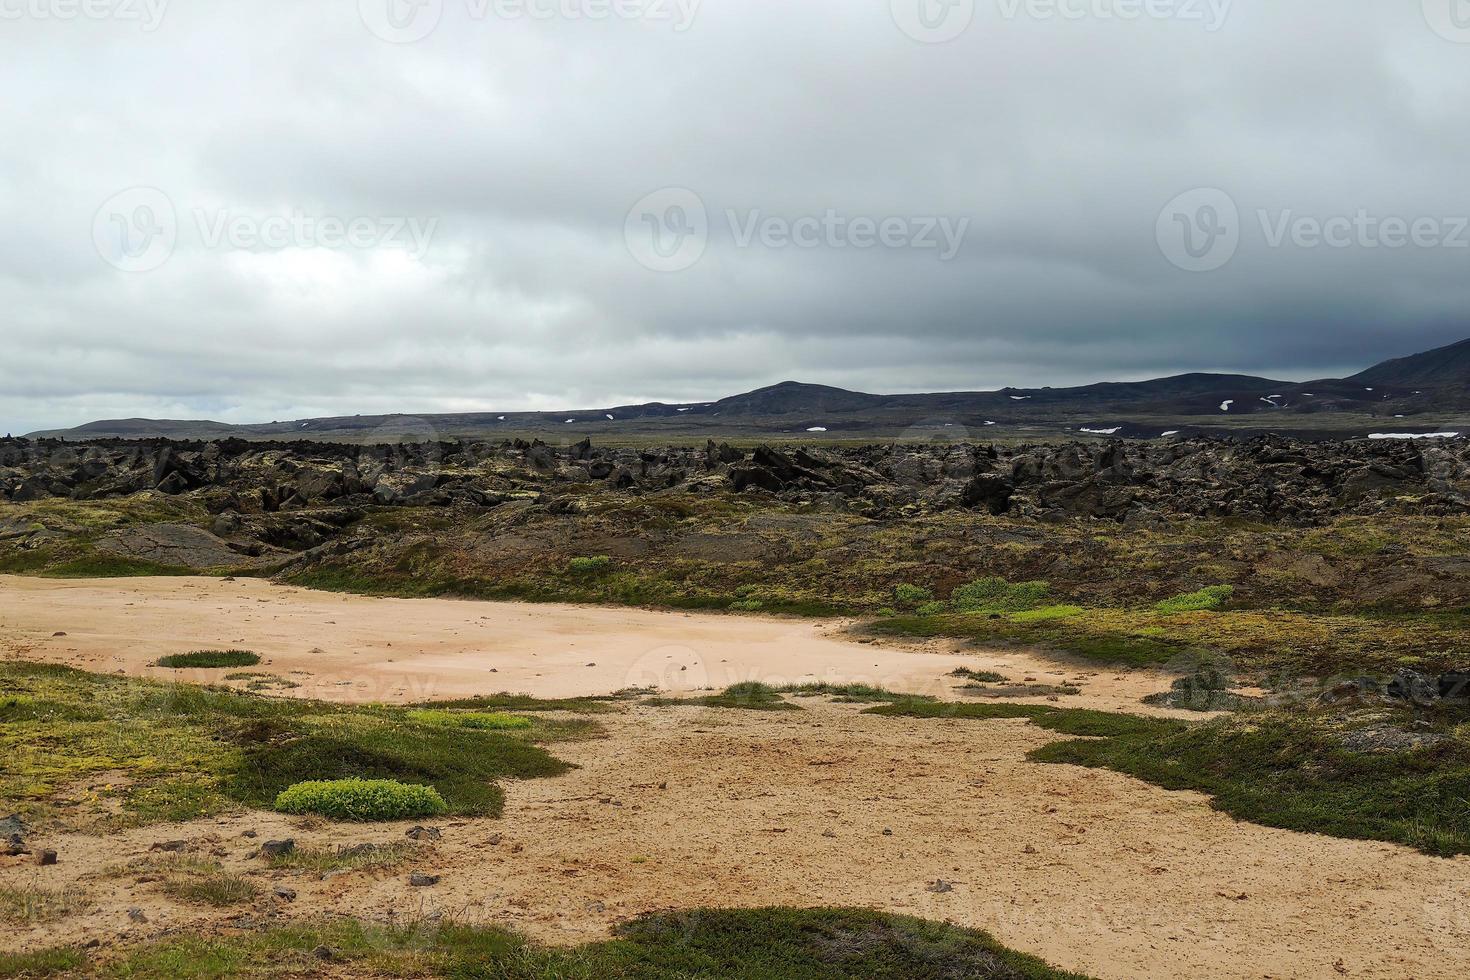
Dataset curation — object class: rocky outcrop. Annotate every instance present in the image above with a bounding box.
[2,434,1468,524]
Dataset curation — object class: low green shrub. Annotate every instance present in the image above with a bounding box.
[951,577,1050,613]
[567,556,612,574]
[915,601,949,617]
[1155,585,1235,614]
[894,583,934,605]
[274,778,449,821]
[728,598,765,611]
[406,709,532,730]
[155,651,261,669]
[1009,605,1084,623]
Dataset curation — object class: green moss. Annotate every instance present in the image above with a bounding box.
[951,577,1051,613]
[1009,605,1084,623]
[646,681,800,712]
[0,662,587,828]
[155,651,261,669]
[894,583,934,605]
[96,907,1088,978]
[869,699,1470,857]
[274,778,448,821]
[405,709,532,730]
[1155,585,1235,614]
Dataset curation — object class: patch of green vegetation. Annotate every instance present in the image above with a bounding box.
[162,872,260,908]
[646,681,800,712]
[728,598,765,611]
[567,555,613,574]
[1155,585,1235,614]
[0,946,86,978]
[893,583,933,605]
[40,555,194,579]
[0,884,89,925]
[0,662,585,828]
[88,907,1087,978]
[267,841,420,875]
[275,778,449,821]
[1009,605,1084,623]
[405,709,532,730]
[422,692,623,714]
[951,577,1051,613]
[869,699,1470,857]
[155,651,261,669]
[950,668,1008,683]
[780,682,933,704]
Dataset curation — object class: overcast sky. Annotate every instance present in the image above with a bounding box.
[4,0,1470,434]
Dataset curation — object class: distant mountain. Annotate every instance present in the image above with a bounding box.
[25,337,1470,442]
[1349,336,1470,388]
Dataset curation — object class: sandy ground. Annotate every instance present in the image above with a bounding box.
[0,575,1169,710]
[3,576,1468,978]
[4,702,1468,980]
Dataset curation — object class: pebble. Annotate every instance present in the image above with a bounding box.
[273,886,297,902]
[409,872,440,887]
[259,839,296,859]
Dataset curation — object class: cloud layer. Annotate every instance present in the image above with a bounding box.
[4,0,1469,433]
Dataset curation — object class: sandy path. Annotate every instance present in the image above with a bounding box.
[0,575,1172,709]
[5,701,1468,979]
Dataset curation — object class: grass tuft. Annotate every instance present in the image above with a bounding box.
[1155,585,1234,614]
[275,778,449,821]
[405,709,532,730]
[0,884,90,925]
[97,906,1087,979]
[155,651,261,669]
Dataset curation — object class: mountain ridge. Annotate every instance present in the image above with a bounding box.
[24,337,1470,441]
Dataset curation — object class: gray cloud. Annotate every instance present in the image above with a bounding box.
[3,0,1469,434]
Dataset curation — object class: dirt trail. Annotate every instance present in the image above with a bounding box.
[0,575,1171,709]
[5,701,1468,980]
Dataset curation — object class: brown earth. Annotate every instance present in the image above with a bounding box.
[2,701,1467,980]
[2,578,1469,979]
[0,575,1166,710]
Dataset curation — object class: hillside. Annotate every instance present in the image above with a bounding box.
[25,337,1470,442]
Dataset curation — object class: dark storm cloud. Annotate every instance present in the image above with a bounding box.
[2,0,1469,433]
